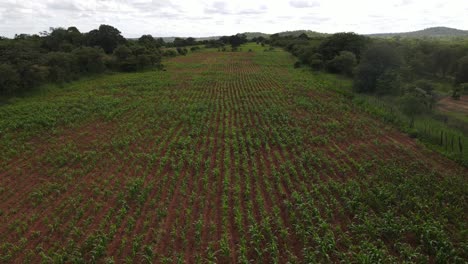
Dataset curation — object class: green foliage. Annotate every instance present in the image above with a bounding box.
[0,43,466,263]
[432,45,457,77]
[326,51,357,76]
[376,70,402,96]
[86,24,126,54]
[455,55,468,84]
[172,37,197,47]
[176,47,188,56]
[0,64,20,94]
[138,34,164,49]
[399,94,428,117]
[219,34,248,48]
[458,83,468,94]
[0,24,164,96]
[354,43,402,94]
[72,47,106,73]
[43,51,77,82]
[317,32,369,61]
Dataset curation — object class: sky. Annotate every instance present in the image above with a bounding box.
[0,0,467,38]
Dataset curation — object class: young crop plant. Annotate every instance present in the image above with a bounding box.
[0,43,466,263]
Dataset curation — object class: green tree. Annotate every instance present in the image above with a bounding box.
[459,83,468,94]
[113,45,137,71]
[317,32,369,61]
[354,43,402,93]
[0,63,20,94]
[43,52,77,82]
[432,45,456,77]
[400,94,427,128]
[72,47,106,73]
[113,45,132,61]
[375,70,402,96]
[326,51,357,76]
[455,55,468,85]
[87,25,126,54]
[138,35,156,48]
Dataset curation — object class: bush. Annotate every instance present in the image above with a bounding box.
[399,94,428,117]
[413,79,436,94]
[326,51,357,76]
[455,56,468,85]
[317,32,369,61]
[176,47,188,55]
[375,70,402,96]
[119,57,139,72]
[459,83,468,94]
[354,43,402,94]
[0,63,20,95]
[113,45,132,61]
[163,50,177,57]
[452,87,461,100]
[43,52,77,83]
[72,47,106,73]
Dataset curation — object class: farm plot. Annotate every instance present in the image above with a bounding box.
[0,44,467,263]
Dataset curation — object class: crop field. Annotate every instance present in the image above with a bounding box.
[0,44,467,263]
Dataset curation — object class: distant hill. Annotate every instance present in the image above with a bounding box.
[239,30,328,39]
[368,27,468,38]
[240,32,271,40]
[188,30,326,42]
[274,30,328,38]
[150,27,468,43]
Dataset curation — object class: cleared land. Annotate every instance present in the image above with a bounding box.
[0,44,467,263]
[437,96,468,115]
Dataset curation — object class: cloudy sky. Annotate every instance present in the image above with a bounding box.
[1,0,467,38]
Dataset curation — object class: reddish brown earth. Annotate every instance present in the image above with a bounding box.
[0,50,466,263]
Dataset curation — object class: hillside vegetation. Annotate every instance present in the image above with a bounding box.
[0,44,466,263]
[369,27,468,38]
[270,31,468,165]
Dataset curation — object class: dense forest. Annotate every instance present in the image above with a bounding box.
[269,32,468,95]
[269,32,468,119]
[0,25,165,95]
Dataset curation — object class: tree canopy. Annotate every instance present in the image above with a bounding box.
[0,24,165,96]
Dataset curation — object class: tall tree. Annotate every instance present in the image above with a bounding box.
[432,45,456,77]
[354,43,402,94]
[317,32,369,61]
[455,55,468,85]
[86,25,126,54]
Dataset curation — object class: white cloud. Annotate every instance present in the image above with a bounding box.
[290,1,320,8]
[0,0,466,38]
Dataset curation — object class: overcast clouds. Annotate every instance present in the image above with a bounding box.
[0,0,467,38]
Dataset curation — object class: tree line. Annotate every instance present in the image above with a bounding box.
[0,25,166,96]
[269,32,468,116]
[0,26,254,96]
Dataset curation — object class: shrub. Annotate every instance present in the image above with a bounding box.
[455,56,468,85]
[354,43,402,94]
[163,50,177,57]
[72,47,106,73]
[459,83,468,94]
[0,63,20,95]
[176,47,188,56]
[326,51,357,76]
[43,52,77,82]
